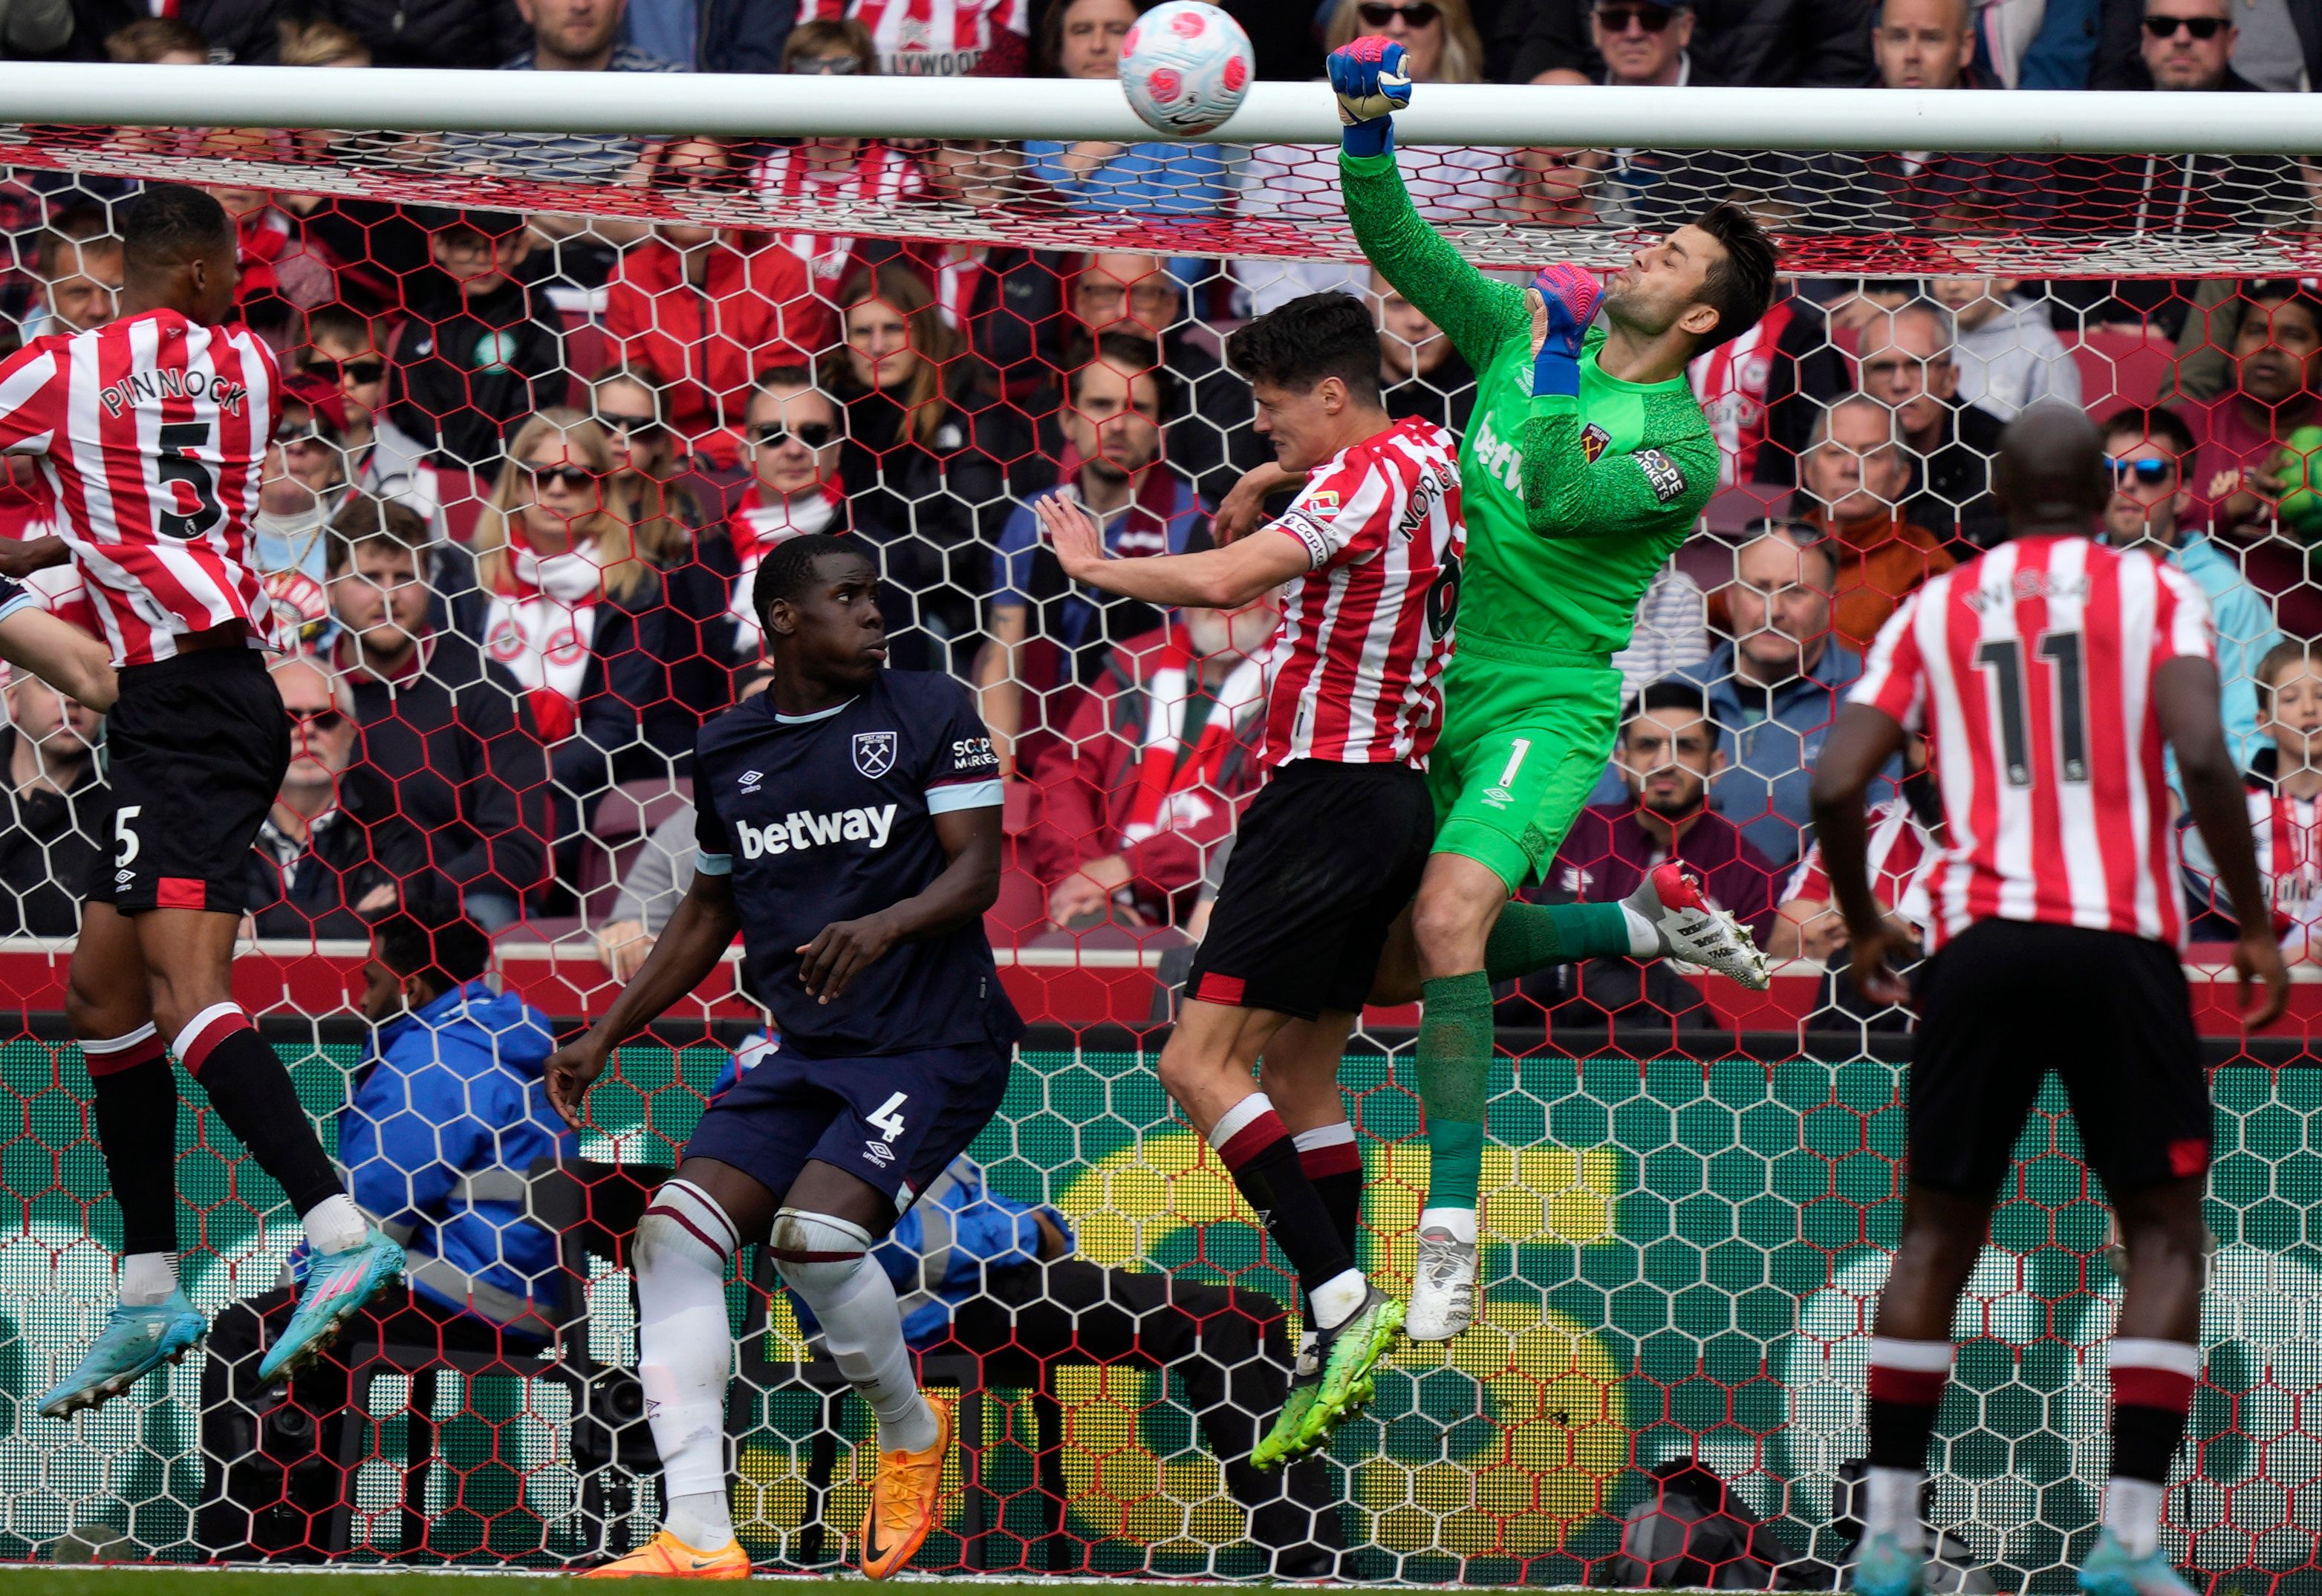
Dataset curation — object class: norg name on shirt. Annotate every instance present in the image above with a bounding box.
[736,804,897,859]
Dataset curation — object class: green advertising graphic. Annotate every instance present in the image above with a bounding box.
[0,1035,2314,1588]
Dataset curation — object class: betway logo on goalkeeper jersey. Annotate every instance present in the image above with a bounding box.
[736,805,897,859]
[1472,410,1523,492]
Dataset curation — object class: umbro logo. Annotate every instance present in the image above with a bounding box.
[739,768,764,793]
[862,1140,895,1167]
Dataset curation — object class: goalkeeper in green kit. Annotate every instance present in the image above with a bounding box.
[1232,36,1783,1345]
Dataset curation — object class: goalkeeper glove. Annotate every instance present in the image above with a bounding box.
[1528,264,1604,399]
[1328,38,1412,159]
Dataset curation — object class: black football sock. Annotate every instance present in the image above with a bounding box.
[175,1006,345,1219]
[1210,1095,1365,1330]
[84,1025,178,1260]
[1295,1123,1365,1260]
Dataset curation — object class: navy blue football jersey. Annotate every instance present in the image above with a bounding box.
[692,670,1022,1056]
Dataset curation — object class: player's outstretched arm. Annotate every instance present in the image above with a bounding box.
[0,597,115,711]
[1809,701,1919,1006]
[546,870,743,1129]
[1330,40,1528,372]
[1038,493,1307,609]
[2159,655,2291,1028]
[796,804,1004,1005]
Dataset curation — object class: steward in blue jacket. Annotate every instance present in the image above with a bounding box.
[199,905,572,1560]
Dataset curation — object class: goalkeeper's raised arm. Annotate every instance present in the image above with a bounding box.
[1330,38,1529,375]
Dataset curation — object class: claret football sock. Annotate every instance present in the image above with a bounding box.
[1211,1095,1365,1327]
[2105,1338,2199,1558]
[1294,1121,1365,1257]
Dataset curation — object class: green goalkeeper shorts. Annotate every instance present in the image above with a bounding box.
[1425,635,1627,893]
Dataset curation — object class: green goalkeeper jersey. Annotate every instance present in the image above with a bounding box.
[1342,151,1717,660]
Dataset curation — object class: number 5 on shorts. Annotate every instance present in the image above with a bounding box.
[868,1091,908,1142]
[114,805,143,868]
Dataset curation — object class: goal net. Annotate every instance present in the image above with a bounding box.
[0,71,2315,1588]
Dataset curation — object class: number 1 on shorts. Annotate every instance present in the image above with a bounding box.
[868,1091,909,1142]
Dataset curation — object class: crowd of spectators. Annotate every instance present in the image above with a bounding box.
[2,0,2322,1003]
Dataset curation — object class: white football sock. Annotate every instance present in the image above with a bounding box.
[300,1193,368,1255]
[1308,1267,1368,1332]
[1864,1466,1927,1551]
[2104,1477,2162,1557]
[770,1208,939,1454]
[636,1180,742,1548]
[118,1251,177,1307]
[1416,1205,1478,1245]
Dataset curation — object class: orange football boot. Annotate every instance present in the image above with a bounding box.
[859,1395,956,1580]
[582,1528,749,1578]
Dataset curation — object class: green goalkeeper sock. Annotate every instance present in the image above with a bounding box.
[1484,902,1647,984]
[1415,971,1494,1220]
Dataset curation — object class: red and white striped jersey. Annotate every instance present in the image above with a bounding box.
[0,309,276,667]
[748,143,923,301]
[1783,797,1939,928]
[802,0,1028,76]
[1261,415,1463,768]
[2179,781,2322,949]
[1850,535,2215,950]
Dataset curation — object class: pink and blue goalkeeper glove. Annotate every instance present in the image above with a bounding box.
[1328,38,1412,159]
[1529,264,1604,399]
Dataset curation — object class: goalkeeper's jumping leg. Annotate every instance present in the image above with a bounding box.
[1379,855,1769,1341]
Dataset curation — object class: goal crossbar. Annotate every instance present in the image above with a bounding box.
[5,65,2322,156]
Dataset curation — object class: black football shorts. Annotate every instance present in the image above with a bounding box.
[1910,918,2209,1196]
[1186,759,1434,1020]
[85,648,290,916]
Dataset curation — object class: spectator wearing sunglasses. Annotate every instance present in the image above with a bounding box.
[1529,0,1753,226]
[473,411,689,836]
[2101,405,2279,769]
[721,366,922,668]
[590,365,735,714]
[604,137,830,460]
[244,654,432,942]
[2095,0,2307,89]
[2058,0,2301,258]
[1238,0,1505,316]
[1507,0,1876,86]
[1024,0,1232,237]
[303,307,446,544]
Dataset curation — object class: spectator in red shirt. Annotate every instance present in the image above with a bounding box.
[1537,681,1782,939]
[1024,596,1276,933]
[605,137,830,459]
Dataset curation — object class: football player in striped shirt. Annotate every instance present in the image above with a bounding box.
[1810,405,2289,1596]
[0,186,404,1421]
[1041,291,1457,1465]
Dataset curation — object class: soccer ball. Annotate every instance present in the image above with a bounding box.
[1117,1,1254,138]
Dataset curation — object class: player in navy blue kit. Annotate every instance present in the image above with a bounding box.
[547,534,1018,1582]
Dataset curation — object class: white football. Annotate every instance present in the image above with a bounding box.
[1117,1,1254,137]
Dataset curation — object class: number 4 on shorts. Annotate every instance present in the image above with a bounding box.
[868,1091,908,1142]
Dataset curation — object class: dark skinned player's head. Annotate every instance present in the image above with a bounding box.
[1994,402,2110,538]
[751,533,886,690]
[120,183,239,326]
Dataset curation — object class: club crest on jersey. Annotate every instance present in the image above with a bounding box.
[852,730,897,778]
[98,368,247,418]
[1579,423,1612,463]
